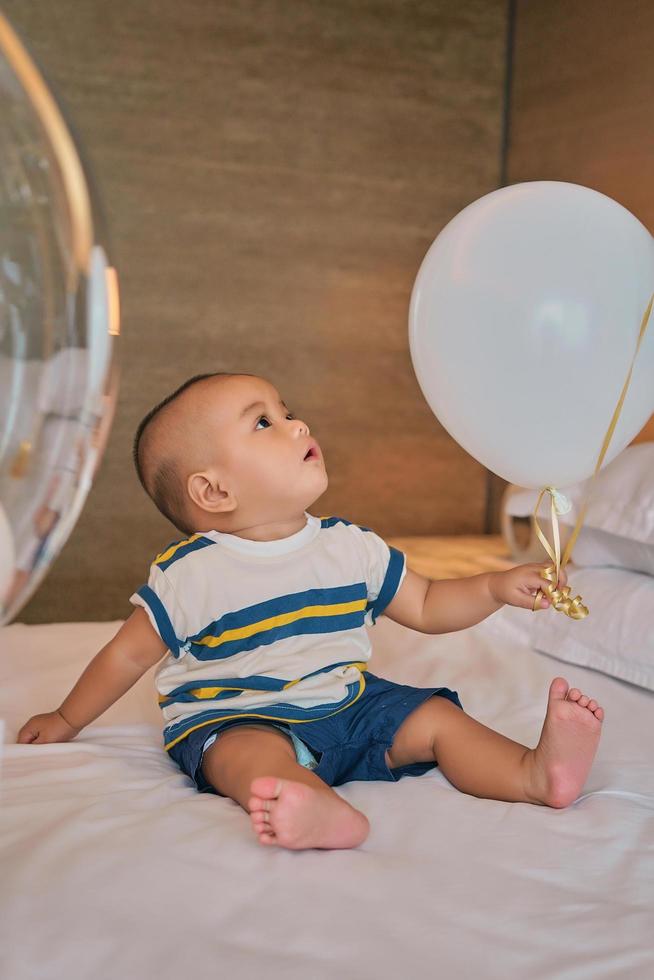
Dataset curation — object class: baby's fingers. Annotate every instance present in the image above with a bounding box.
[528,572,551,594]
[536,563,568,588]
[16,723,40,743]
[516,588,549,611]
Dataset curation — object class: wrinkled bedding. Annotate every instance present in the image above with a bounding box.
[1,611,652,980]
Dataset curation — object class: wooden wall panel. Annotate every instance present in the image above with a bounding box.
[4,0,508,622]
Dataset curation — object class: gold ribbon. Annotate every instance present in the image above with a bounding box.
[532,290,654,619]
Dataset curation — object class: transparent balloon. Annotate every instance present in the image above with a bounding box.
[0,13,119,624]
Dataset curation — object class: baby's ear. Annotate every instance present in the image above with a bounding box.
[187,470,235,513]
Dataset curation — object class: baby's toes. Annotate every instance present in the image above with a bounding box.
[578,694,590,707]
[594,706,604,721]
[250,811,267,830]
[567,687,581,701]
[251,812,273,836]
[587,699,598,711]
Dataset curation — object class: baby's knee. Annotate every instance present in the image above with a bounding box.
[201,725,296,796]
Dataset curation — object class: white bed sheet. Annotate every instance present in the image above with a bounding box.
[1,611,653,980]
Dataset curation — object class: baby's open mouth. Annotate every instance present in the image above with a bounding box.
[303,442,319,461]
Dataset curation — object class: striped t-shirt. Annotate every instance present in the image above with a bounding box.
[129,512,407,752]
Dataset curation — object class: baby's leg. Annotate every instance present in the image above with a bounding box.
[389,677,603,808]
[201,724,369,850]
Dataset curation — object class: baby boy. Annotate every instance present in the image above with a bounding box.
[17,372,605,851]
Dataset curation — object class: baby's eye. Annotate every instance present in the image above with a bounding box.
[255,413,295,430]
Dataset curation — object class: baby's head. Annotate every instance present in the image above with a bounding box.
[133,373,327,537]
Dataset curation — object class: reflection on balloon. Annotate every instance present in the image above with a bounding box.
[0,13,119,624]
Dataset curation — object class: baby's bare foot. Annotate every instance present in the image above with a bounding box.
[527,677,604,808]
[248,776,370,850]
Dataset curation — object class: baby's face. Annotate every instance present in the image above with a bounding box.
[186,375,328,525]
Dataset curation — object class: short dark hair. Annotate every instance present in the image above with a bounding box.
[132,372,254,535]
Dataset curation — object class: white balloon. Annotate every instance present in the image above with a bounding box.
[409,181,654,489]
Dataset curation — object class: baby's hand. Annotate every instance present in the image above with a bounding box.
[488,563,568,611]
[16,710,81,744]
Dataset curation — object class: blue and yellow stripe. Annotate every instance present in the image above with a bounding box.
[162,666,368,751]
[157,659,368,707]
[153,516,372,572]
[185,584,369,661]
[154,533,215,571]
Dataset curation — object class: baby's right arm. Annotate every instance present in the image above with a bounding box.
[16,607,168,744]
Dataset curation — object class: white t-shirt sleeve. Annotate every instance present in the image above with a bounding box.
[129,562,187,658]
[354,525,407,626]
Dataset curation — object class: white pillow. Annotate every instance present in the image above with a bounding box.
[528,565,654,692]
[504,443,654,574]
[567,526,654,576]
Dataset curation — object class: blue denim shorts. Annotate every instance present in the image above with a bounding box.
[166,671,463,796]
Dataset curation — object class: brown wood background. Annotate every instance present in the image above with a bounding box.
[8,0,651,623]
[486,0,654,530]
[6,0,510,623]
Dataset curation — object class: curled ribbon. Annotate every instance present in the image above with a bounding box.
[531,290,653,620]
[532,487,589,619]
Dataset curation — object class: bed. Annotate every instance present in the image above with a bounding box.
[1,534,653,980]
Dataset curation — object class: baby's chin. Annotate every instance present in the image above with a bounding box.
[302,469,329,508]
